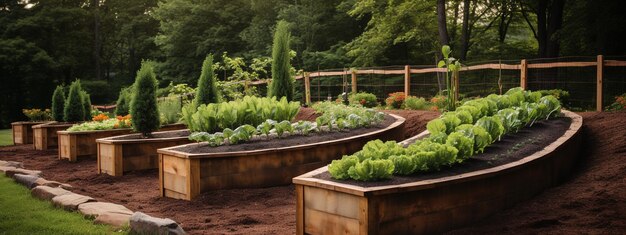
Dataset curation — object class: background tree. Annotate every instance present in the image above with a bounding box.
[130,63,160,137]
[194,54,220,107]
[51,86,66,122]
[64,80,85,122]
[268,20,294,100]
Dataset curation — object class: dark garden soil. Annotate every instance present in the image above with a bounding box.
[173,115,395,153]
[112,129,190,140]
[2,110,624,234]
[313,117,572,187]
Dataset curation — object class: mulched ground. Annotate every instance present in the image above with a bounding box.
[1,110,624,234]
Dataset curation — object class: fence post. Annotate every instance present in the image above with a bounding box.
[304,72,311,105]
[404,65,411,95]
[454,71,460,103]
[597,55,603,112]
[520,59,528,89]
[351,69,357,93]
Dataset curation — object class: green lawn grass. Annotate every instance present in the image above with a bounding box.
[0,129,12,146]
[0,175,128,234]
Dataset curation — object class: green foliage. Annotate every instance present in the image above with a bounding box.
[130,63,160,136]
[607,93,626,111]
[158,99,182,125]
[64,80,85,122]
[455,124,492,154]
[51,86,66,121]
[22,109,52,122]
[349,92,378,108]
[194,54,221,107]
[389,155,417,175]
[437,45,462,111]
[539,95,562,119]
[268,20,294,101]
[445,132,474,162]
[385,92,406,109]
[328,155,360,180]
[496,108,523,133]
[312,102,385,131]
[115,87,132,116]
[475,116,505,142]
[440,113,462,134]
[407,140,459,170]
[347,159,395,181]
[81,91,92,121]
[404,96,430,110]
[274,120,294,138]
[426,119,447,135]
[353,140,406,161]
[425,132,448,144]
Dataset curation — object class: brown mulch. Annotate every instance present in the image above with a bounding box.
[3,110,625,234]
[383,109,441,139]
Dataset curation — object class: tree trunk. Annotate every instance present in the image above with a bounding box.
[437,0,450,46]
[450,0,460,44]
[536,0,548,57]
[92,0,101,80]
[546,0,565,57]
[460,0,470,60]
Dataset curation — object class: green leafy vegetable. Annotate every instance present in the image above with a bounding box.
[347,159,395,181]
[328,155,360,180]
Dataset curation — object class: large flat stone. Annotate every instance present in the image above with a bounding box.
[78,202,133,219]
[94,212,131,229]
[31,186,72,201]
[13,173,39,188]
[0,166,17,174]
[34,178,73,190]
[130,212,186,235]
[52,193,96,211]
[0,160,23,168]
[5,168,41,178]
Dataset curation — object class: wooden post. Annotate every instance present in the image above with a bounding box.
[454,71,460,103]
[404,65,411,95]
[597,55,603,112]
[351,69,357,93]
[520,59,528,89]
[304,72,311,105]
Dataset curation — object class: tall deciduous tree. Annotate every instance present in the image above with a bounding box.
[437,0,451,47]
[130,63,160,137]
[268,20,294,100]
[194,54,220,107]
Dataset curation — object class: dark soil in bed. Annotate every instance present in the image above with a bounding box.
[4,110,624,234]
[172,115,395,153]
[313,117,572,187]
[112,129,190,140]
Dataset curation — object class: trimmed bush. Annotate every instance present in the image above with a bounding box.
[268,20,294,101]
[194,54,220,107]
[349,92,378,108]
[81,91,92,121]
[130,63,160,137]
[51,85,65,121]
[64,80,85,122]
[405,96,430,110]
[115,87,131,116]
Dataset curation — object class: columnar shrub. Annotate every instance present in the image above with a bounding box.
[268,20,294,101]
[81,91,92,121]
[194,54,220,108]
[115,87,131,116]
[130,63,160,137]
[51,85,65,121]
[64,80,85,122]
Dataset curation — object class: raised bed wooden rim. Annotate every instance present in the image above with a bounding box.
[96,129,190,144]
[57,123,186,135]
[293,110,582,197]
[157,114,405,159]
[12,121,50,126]
[32,121,74,129]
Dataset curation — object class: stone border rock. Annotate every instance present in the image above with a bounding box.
[0,160,186,234]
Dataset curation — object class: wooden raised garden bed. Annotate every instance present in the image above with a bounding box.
[12,121,49,145]
[58,123,186,162]
[157,114,406,201]
[96,129,192,176]
[33,122,75,150]
[292,110,583,235]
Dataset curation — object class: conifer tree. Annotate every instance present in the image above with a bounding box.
[194,54,220,108]
[115,87,131,116]
[81,91,92,121]
[130,63,160,137]
[268,20,294,100]
[51,85,65,121]
[64,80,85,122]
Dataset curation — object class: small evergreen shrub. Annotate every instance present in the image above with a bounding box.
[51,85,66,121]
[115,87,132,116]
[194,54,220,107]
[349,92,378,108]
[268,20,294,101]
[64,80,85,122]
[130,63,160,137]
[81,91,92,121]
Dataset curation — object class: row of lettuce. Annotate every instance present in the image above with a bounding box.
[186,96,386,147]
[328,87,562,181]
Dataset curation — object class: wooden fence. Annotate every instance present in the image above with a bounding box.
[291,55,626,112]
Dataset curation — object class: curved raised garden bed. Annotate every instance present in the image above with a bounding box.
[33,122,75,150]
[12,121,49,145]
[96,129,192,176]
[58,123,186,162]
[292,110,582,235]
[157,114,406,201]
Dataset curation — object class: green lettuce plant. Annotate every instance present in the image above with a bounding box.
[347,159,395,181]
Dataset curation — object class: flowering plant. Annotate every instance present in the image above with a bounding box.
[385,92,406,109]
[22,109,53,122]
[92,113,109,122]
[607,93,626,111]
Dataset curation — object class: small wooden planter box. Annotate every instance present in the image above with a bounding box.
[33,122,74,150]
[12,121,48,145]
[58,123,186,162]
[157,114,406,201]
[292,111,583,235]
[96,129,192,176]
